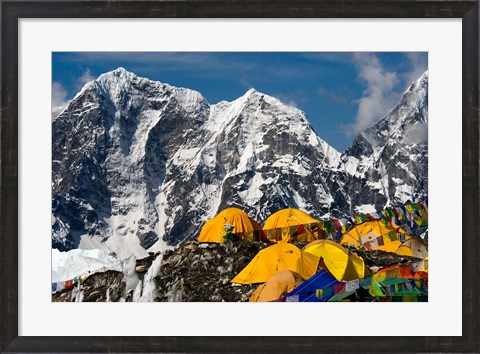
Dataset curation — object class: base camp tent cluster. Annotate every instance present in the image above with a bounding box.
[197,204,428,302]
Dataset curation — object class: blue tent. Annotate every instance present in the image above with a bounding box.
[282,270,340,302]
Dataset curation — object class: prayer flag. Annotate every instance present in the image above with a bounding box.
[369,283,385,297]
[336,230,342,240]
[332,219,342,231]
[395,207,404,216]
[346,279,360,292]
[286,294,299,302]
[360,276,372,288]
[324,286,335,298]
[65,279,74,290]
[377,236,385,246]
[334,283,346,294]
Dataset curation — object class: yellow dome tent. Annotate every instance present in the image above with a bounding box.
[197,208,263,243]
[230,243,320,284]
[262,208,324,243]
[340,220,409,253]
[396,237,428,259]
[303,240,366,281]
[249,270,305,302]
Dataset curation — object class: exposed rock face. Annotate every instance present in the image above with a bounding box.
[52,68,428,255]
[330,72,428,215]
[52,270,126,302]
[154,240,269,302]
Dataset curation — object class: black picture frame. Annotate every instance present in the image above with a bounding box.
[1,1,478,353]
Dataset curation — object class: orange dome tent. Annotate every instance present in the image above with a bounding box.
[340,220,409,253]
[249,270,305,302]
[197,208,264,243]
[262,208,324,243]
[230,243,319,285]
[303,240,366,281]
[396,237,428,259]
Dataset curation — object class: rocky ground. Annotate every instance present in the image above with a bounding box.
[154,240,271,302]
[53,240,422,302]
[52,252,161,302]
[344,245,421,268]
[52,270,126,302]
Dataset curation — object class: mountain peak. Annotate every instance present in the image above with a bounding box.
[97,67,138,83]
[405,70,428,95]
[239,88,262,102]
[112,67,129,75]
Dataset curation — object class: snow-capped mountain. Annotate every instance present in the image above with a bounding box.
[52,68,428,257]
[330,71,428,215]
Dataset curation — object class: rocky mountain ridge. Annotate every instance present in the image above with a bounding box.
[52,68,428,257]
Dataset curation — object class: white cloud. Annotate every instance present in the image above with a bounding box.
[75,68,96,91]
[274,90,309,109]
[351,53,399,135]
[403,122,428,144]
[404,52,428,87]
[51,81,70,119]
[52,68,97,119]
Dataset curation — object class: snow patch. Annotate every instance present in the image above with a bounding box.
[354,204,377,213]
[52,248,122,282]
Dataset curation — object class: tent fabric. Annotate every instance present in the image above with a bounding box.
[263,208,324,243]
[303,240,366,281]
[414,271,428,279]
[340,220,409,252]
[249,270,304,302]
[396,237,428,259]
[197,208,264,243]
[414,257,428,273]
[303,239,329,251]
[372,265,415,283]
[343,252,368,281]
[230,243,320,285]
[283,270,340,302]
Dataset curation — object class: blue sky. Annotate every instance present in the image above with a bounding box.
[52,52,427,152]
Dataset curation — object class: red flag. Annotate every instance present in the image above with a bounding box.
[65,279,74,290]
[332,219,342,231]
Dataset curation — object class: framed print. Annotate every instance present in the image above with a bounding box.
[1,1,479,353]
